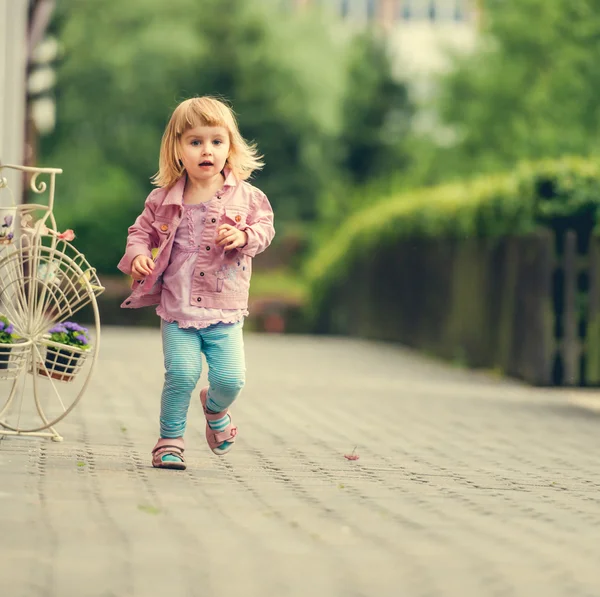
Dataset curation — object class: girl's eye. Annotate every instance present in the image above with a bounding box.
[191,140,200,146]
[213,140,222,146]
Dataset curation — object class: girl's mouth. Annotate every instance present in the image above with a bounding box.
[199,161,213,167]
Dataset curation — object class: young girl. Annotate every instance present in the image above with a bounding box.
[117,96,275,470]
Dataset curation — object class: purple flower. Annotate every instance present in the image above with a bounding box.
[64,322,88,333]
[5,324,14,335]
[48,320,91,348]
[0,321,4,332]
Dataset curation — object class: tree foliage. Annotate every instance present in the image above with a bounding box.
[40,0,414,273]
[436,0,600,177]
[340,32,413,184]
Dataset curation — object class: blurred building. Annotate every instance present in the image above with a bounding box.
[289,0,479,139]
[291,0,479,75]
[0,0,55,203]
[0,0,28,201]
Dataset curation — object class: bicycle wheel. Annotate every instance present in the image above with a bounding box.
[0,233,104,433]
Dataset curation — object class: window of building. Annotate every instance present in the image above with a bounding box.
[367,0,377,21]
[395,0,473,22]
[428,0,436,21]
[454,0,468,21]
[399,0,412,20]
[412,0,429,19]
[435,0,460,21]
[340,0,350,18]
[338,0,376,22]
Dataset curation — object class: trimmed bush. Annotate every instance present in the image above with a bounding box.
[306,157,600,318]
[305,157,600,385]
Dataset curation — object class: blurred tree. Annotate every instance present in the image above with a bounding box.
[41,0,347,271]
[41,0,416,274]
[436,0,600,177]
[194,0,348,221]
[315,32,415,235]
[339,32,413,185]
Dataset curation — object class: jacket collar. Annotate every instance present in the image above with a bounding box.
[163,168,237,206]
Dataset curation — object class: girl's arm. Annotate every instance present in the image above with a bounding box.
[117,189,161,276]
[240,189,275,258]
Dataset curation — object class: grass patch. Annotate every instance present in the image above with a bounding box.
[249,268,307,304]
[138,504,161,515]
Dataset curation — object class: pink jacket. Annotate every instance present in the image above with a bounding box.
[117,172,275,310]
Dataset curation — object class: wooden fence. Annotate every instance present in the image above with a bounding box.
[315,230,600,386]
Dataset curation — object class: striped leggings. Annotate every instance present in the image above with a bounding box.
[160,320,246,439]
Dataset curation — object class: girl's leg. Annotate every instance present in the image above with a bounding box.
[160,320,203,439]
[200,321,246,454]
[202,321,246,412]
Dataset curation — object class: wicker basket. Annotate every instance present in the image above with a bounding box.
[37,339,91,383]
[0,338,32,381]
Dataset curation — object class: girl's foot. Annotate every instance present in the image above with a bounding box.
[200,387,237,455]
[151,437,186,470]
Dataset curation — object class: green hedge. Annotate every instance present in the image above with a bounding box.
[306,157,600,317]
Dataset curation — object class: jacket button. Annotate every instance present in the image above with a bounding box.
[200,272,204,276]
[211,218,216,223]
[206,246,210,251]
[235,215,241,223]
[197,297,202,302]
[160,224,168,232]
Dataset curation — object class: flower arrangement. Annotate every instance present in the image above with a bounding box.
[0,314,16,344]
[48,321,91,350]
[41,321,92,381]
[0,314,18,371]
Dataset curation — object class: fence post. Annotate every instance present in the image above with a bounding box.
[586,236,600,385]
[561,230,579,386]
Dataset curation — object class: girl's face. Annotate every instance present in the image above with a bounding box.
[179,125,231,182]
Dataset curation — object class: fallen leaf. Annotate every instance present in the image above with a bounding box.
[138,504,161,515]
[344,446,360,461]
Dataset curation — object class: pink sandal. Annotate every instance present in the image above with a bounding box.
[200,387,237,455]
[151,437,186,470]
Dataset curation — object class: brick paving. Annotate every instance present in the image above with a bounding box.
[1,327,600,597]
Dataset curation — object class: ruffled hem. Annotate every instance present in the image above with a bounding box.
[156,307,248,330]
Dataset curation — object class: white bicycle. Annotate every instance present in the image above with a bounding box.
[0,164,104,441]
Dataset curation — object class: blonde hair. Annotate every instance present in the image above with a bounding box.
[151,96,264,187]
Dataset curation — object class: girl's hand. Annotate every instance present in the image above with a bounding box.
[216,225,248,251]
[131,255,155,280]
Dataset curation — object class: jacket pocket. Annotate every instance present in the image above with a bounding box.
[222,206,249,228]
[151,218,171,237]
[150,219,171,261]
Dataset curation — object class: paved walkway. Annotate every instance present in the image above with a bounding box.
[1,327,600,597]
